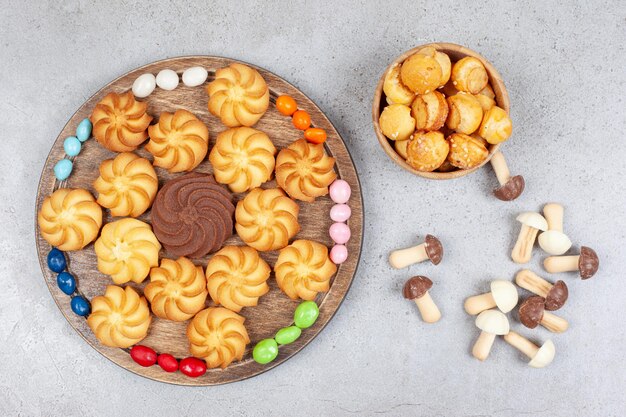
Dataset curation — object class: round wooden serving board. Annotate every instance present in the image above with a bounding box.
[35,56,363,385]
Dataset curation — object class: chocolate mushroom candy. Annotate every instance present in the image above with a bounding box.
[490,151,525,201]
[464,280,518,315]
[518,296,569,333]
[472,310,509,361]
[544,246,599,280]
[389,234,443,269]
[403,276,441,323]
[511,212,548,264]
[537,203,572,255]
[503,331,556,368]
[515,269,568,311]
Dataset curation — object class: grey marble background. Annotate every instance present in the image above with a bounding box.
[1,1,625,416]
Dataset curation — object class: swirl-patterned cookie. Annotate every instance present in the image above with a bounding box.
[94,218,161,284]
[207,63,270,127]
[90,91,152,152]
[145,109,209,172]
[275,139,337,202]
[206,246,271,312]
[151,173,234,258]
[187,307,250,369]
[209,127,277,193]
[87,285,152,348]
[274,239,337,300]
[235,188,300,251]
[38,188,102,251]
[93,152,158,217]
[144,257,207,322]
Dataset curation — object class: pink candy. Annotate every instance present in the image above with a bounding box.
[330,245,348,264]
[329,222,350,244]
[329,179,351,204]
[330,204,351,222]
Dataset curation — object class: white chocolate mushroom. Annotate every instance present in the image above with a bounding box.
[511,212,548,264]
[472,310,509,361]
[464,280,519,315]
[538,203,572,255]
[503,331,555,368]
[389,234,443,269]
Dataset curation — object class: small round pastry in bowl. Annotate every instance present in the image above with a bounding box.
[446,93,483,135]
[416,46,451,87]
[378,104,415,141]
[383,63,415,105]
[446,133,489,169]
[411,91,449,131]
[451,56,489,94]
[406,131,450,172]
[478,106,513,144]
[400,53,442,95]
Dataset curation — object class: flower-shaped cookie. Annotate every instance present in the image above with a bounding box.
[235,188,300,251]
[274,239,337,300]
[275,139,337,202]
[93,152,158,217]
[87,285,151,348]
[145,109,209,172]
[206,246,271,312]
[144,257,208,322]
[187,307,250,369]
[207,63,270,127]
[90,91,152,152]
[38,188,102,251]
[94,218,161,284]
[209,127,277,193]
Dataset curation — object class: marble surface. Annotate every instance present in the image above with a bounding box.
[1,1,625,416]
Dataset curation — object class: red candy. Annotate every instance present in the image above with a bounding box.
[180,357,207,378]
[130,345,157,367]
[157,354,179,373]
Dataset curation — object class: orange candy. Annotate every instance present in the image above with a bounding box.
[304,128,327,144]
[276,95,297,116]
[292,110,311,130]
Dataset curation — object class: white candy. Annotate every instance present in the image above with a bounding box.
[132,73,156,98]
[156,69,179,91]
[182,66,208,87]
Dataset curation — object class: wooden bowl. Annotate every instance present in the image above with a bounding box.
[372,42,510,180]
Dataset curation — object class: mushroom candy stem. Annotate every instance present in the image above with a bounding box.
[515,269,568,311]
[544,246,600,280]
[472,310,509,361]
[403,276,441,323]
[518,296,569,333]
[511,212,548,264]
[543,203,564,232]
[464,280,518,315]
[490,151,525,201]
[503,331,556,368]
[389,234,443,269]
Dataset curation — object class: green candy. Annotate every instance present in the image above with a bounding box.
[253,338,279,364]
[294,301,319,329]
[275,326,302,345]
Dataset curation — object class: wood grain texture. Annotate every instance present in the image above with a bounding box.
[34,56,363,385]
[372,42,510,180]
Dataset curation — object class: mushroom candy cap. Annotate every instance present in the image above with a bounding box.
[424,234,443,265]
[579,246,599,279]
[475,309,510,335]
[494,175,525,201]
[403,276,433,300]
[518,296,545,329]
[489,280,519,313]
[538,230,572,255]
[544,280,568,311]
[528,339,556,368]
[516,212,548,231]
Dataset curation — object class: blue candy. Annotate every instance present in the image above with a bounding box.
[71,296,90,316]
[54,159,73,181]
[47,248,67,272]
[63,136,81,157]
[76,118,92,142]
[57,272,76,295]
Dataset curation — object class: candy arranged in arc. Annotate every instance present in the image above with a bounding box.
[182,66,208,87]
[47,248,67,272]
[329,222,351,244]
[132,73,156,98]
[157,354,179,373]
[151,173,234,258]
[329,179,351,204]
[71,295,90,316]
[294,301,319,329]
[330,204,351,222]
[130,345,157,367]
[179,357,207,377]
[63,136,81,157]
[156,69,179,91]
[253,338,278,364]
[54,159,73,180]
[275,326,301,345]
[57,271,76,295]
[75,118,92,142]
[330,244,348,264]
